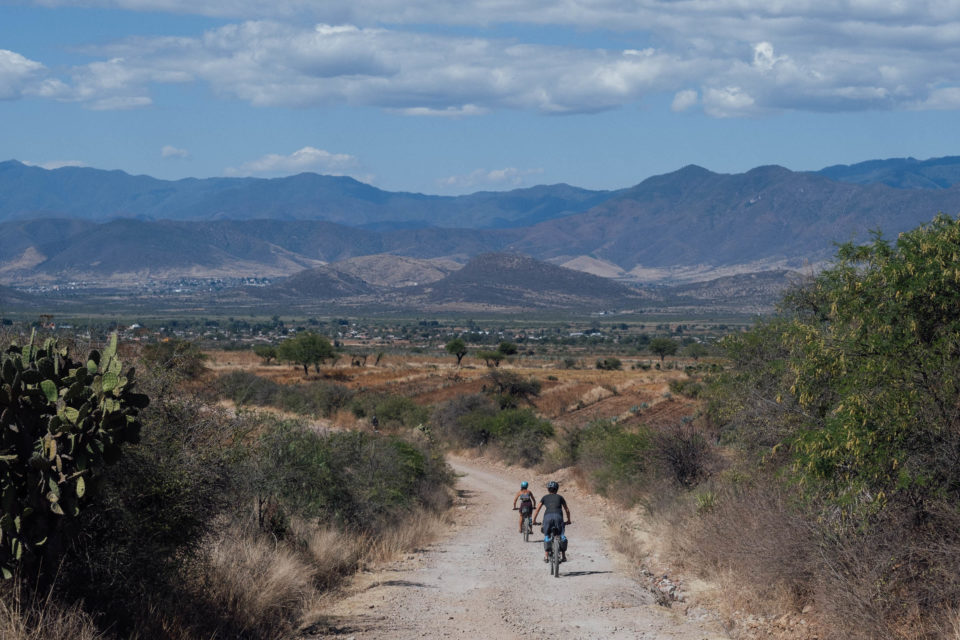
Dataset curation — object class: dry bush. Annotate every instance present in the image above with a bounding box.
[811,503,960,640]
[295,524,365,590]
[653,421,718,488]
[0,582,103,640]
[363,509,448,564]
[195,526,318,639]
[673,479,819,615]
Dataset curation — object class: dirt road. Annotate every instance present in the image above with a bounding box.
[307,458,728,639]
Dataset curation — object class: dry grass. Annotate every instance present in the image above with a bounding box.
[198,527,319,639]
[186,509,449,639]
[0,582,103,640]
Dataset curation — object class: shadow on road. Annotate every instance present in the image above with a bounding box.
[559,570,613,578]
[456,488,478,506]
[369,579,436,589]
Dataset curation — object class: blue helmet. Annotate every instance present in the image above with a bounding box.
[547,480,559,491]
[520,481,528,489]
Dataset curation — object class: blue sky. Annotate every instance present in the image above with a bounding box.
[3,1,960,194]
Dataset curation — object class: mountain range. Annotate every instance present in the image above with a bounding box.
[2,155,960,312]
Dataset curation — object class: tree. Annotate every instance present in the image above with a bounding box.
[485,369,541,408]
[277,332,336,375]
[252,344,277,365]
[497,341,518,356]
[648,337,678,363]
[684,342,709,361]
[712,214,960,524]
[445,338,468,366]
[476,350,504,367]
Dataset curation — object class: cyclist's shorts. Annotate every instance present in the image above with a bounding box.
[519,504,533,515]
[541,512,565,537]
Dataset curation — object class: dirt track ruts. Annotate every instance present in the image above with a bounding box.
[306,457,729,639]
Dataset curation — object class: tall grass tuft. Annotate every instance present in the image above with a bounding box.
[0,581,103,640]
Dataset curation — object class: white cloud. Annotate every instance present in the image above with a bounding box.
[225,146,361,176]
[15,2,960,117]
[161,145,190,158]
[438,167,544,191]
[0,49,47,100]
[916,87,960,110]
[396,104,488,117]
[703,86,757,117]
[671,89,698,112]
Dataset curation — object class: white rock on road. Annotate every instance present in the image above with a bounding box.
[306,457,729,640]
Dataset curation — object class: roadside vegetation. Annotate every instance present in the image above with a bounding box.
[22,217,960,640]
[0,330,454,639]
[669,215,960,639]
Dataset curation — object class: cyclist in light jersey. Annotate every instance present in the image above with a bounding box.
[512,481,537,533]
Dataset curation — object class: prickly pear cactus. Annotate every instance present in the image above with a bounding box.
[0,331,148,578]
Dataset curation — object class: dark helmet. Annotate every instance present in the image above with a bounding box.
[547,480,559,491]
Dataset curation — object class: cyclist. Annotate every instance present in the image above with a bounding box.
[512,481,537,533]
[532,480,571,563]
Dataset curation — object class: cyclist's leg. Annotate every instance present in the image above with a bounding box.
[542,513,560,560]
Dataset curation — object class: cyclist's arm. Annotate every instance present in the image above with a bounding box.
[512,490,521,508]
[532,502,544,523]
[563,500,572,523]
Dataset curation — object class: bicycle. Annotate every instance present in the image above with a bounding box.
[536,520,571,577]
[513,507,534,542]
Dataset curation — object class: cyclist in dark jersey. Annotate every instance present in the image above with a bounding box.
[532,480,571,563]
[512,481,537,533]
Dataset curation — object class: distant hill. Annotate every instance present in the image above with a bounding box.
[400,253,652,310]
[510,164,960,271]
[818,156,960,189]
[5,158,960,294]
[324,255,460,288]
[0,160,615,229]
[0,218,516,283]
[218,254,791,314]
[247,265,376,300]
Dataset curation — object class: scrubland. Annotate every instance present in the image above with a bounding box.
[7,216,960,640]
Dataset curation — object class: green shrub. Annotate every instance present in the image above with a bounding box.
[57,372,253,637]
[430,394,497,447]
[215,371,353,417]
[256,424,452,530]
[373,396,430,429]
[570,420,651,498]
[141,339,206,379]
[595,357,622,370]
[668,378,704,398]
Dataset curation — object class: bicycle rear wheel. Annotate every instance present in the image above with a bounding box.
[523,517,531,543]
[551,535,560,577]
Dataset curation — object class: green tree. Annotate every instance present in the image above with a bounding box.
[445,338,468,366]
[476,350,504,367]
[684,342,709,361]
[277,332,336,375]
[712,214,960,524]
[648,337,678,363]
[252,343,277,364]
[497,341,518,356]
